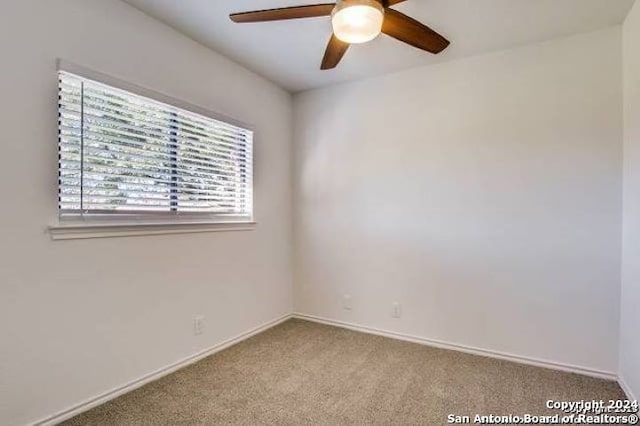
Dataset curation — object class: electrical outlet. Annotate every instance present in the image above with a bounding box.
[392,302,401,318]
[193,315,204,335]
[342,294,352,311]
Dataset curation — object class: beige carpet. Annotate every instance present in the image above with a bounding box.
[63,319,624,425]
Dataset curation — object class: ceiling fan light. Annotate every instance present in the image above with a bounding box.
[332,0,384,44]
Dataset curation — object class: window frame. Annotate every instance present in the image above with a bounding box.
[50,60,256,240]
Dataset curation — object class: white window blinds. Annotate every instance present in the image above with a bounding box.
[58,71,253,221]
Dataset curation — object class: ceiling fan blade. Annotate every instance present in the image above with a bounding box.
[386,0,408,5]
[381,9,449,54]
[321,34,350,70]
[230,4,335,23]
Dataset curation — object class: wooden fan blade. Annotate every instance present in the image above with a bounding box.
[230,4,335,23]
[381,9,449,54]
[386,0,408,5]
[321,34,350,70]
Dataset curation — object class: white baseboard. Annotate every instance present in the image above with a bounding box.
[293,313,617,381]
[31,311,626,426]
[618,376,638,402]
[33,313,292,426]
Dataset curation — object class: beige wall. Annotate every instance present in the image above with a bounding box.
[1,1,636,423]
[293,27,623,375]
[0,1,293,424]
[621,0,640,401]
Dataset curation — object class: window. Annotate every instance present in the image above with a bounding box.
[57,70,253,224]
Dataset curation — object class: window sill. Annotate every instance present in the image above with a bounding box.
[48,221,256,241]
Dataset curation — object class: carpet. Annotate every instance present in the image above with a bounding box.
[62,318,625,425]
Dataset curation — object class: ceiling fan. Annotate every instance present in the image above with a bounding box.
[230,0,450,70]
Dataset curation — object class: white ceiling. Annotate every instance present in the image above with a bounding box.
[123,0,634,92]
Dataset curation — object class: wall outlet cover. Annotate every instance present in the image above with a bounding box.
[343,294,353,310]
[392,302,401,318]
[193,315,205,335]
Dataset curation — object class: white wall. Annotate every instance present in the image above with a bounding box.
[293,28,623,374]
[0,1,292,424]
[621,0,640,401]
[0,1,631,423]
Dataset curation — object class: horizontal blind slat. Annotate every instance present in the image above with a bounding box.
[76,95,250,144]
[61,78,250,140]
[78,85,250,139]
[74,137,250,171]
[60,91,252,149]
[60,131,250,166]
[60,160,251,187]
[60,177,248,199]
[60,115,251,160]
[60,189,244,204]
[61,201,240,212]
[80,155,250,183]
[61,169,242,191]
[59,126,251,162]
[58,71,253,217]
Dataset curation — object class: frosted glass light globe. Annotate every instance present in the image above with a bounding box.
[332,0,384,44]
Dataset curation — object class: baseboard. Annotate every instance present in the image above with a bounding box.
[33,313,293,426]
[618,376,638,402]
[31,311,623,425]
[293,313,617,381]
